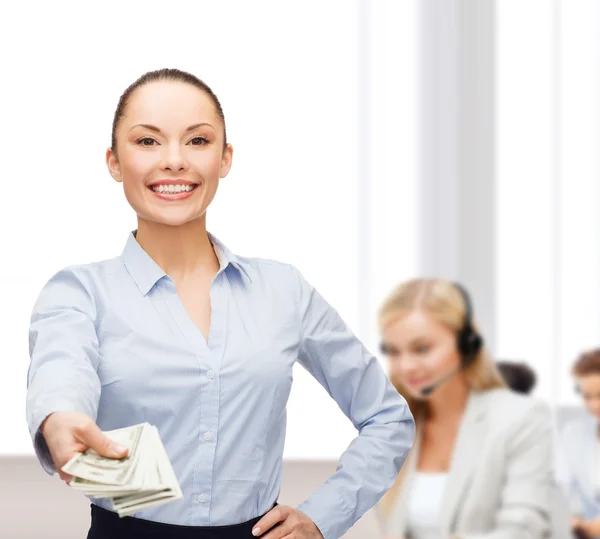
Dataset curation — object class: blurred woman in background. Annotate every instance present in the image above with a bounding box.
[375,278,558,539]
[561,348,600,538]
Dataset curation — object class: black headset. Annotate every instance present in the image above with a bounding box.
[379,281,483,367]
[453,282,483,367]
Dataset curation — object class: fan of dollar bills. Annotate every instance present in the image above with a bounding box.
[61,422,183,517]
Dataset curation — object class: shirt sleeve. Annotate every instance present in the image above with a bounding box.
[289,265,415,539]
[26,266,102,475]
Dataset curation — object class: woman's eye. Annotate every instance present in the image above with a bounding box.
[137,137,156,146]
[415,345,430,354]
[190,136,208,145]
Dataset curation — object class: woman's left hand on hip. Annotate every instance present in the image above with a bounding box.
[251,505,324,539]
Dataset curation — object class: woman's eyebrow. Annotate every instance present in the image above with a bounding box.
[128,123,215,133]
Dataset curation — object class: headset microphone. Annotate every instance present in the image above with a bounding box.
[419,366,462,397]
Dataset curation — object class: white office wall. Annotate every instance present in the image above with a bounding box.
[495,0,556,402]
[358,0,420,359]
[1,1,419,457]
[556,0,600,405]
[496,0,600,405]
[416,0,497,350]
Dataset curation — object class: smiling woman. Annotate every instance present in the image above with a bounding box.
[25,68,415,539]
[105,71,232,233]
[375,278,559,539]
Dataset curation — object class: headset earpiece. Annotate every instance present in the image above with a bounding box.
[453,282,484,368]
[457,329,483,367]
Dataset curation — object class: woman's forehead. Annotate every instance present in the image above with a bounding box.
[385,310,449,341]
[124,81,218,125]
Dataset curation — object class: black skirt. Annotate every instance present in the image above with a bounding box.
[87,502,279,539]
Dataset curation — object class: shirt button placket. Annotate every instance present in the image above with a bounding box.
[195,280,225,524]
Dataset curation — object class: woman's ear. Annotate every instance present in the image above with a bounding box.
[106,147,123,183]
[219,143,233,178]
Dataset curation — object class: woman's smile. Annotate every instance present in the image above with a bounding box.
[146,179,201,201]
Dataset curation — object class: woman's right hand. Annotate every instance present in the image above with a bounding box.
[40,411,128,483]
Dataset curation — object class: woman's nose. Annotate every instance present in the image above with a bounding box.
[161,144,189,172]
[395,357,419,377]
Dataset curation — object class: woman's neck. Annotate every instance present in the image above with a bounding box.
[425,375,470,422]
[135,216,220,280]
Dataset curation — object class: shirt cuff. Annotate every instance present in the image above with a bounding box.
[33,427,56,476]
[296,483,355,539]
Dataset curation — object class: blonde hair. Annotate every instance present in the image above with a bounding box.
[377,278,505,517]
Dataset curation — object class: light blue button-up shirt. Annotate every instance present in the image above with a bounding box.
[26,230,414,539]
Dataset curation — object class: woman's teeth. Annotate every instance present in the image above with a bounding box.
[151,184,196,193]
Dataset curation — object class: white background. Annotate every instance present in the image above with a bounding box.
[495,0,600,405]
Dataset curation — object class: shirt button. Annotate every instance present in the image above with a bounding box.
[204,431,212,441]
[198,493,206,503]
[207,370,215,379]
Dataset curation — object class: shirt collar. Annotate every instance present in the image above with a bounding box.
[121,229,252,296]
[207,231,252,284]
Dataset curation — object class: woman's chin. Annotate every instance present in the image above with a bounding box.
[404,386,427,400]
[136,211,205,229]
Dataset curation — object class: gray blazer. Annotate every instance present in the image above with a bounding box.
[377,389,566,538]
[559,414,600,520]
